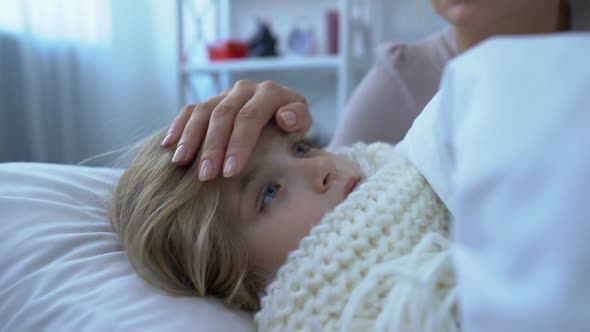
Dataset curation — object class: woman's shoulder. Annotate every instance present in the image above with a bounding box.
[376,27,458,75]
[370,27,458,114]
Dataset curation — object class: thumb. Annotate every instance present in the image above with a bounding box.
[275,102,312,136]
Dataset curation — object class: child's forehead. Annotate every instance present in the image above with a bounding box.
[246,124,301,171]
[255,124,299,151]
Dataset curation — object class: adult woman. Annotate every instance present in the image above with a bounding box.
[162,0,589,181]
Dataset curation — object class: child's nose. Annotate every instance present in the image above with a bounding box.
[308,157,335,194]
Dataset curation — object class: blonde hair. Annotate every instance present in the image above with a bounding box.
[110,127,265,312]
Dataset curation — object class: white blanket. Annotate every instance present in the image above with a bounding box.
[400,33,590,332]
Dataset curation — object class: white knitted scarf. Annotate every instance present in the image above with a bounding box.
[255,143,459,332]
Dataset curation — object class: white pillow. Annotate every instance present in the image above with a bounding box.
[0,163,255,332]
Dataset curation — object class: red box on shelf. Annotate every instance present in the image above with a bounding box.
[327,10,339,55]
[207,41,249,61]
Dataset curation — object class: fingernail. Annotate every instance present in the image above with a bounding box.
[280,111,296,127]
[223,155,237,178]
[161,132,174,146]
[172,144,186,163]
[199,159,212,181]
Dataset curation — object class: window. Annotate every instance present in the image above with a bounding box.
[0,0,111,44]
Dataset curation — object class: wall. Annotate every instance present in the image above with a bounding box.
[87,0,179,163]
[381,0,448,42]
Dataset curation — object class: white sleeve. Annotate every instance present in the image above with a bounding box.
[400,33,590,332]
[438,34,590,332]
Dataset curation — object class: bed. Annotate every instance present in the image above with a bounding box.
[2,34,589,332]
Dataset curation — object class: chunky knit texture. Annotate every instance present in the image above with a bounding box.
[255,143,458,332]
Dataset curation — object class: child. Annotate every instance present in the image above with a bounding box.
[110,122,458,331]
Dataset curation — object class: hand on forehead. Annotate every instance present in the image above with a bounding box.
[249,123,304,160]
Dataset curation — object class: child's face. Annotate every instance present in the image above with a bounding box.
[223,125,362,275]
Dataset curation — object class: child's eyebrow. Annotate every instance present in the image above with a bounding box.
[240,166,258,194]
[286,132,301,142]
[286,132,318,149]
[238,132,294,200]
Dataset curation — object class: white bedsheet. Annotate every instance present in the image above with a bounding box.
[402,33,590,331]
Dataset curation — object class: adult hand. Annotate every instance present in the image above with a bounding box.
[161,80,311,180]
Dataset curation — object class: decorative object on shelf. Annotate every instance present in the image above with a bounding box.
[350,18,370,58]
[248,20,278,57]
[349,1,372,58]
[207,40,249,61]
[286,26,316,56]
[326,9,339,55]
[179,0,217,64]
[178,0,382,120]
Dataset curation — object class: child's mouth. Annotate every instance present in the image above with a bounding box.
[344,176,361,198]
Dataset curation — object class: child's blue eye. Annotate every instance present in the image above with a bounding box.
[294,142,310,157]
[261,183,281,211]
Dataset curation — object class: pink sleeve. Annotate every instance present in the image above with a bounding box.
[329,28,457,150]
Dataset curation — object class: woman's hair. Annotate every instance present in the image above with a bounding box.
[109,127,265,312]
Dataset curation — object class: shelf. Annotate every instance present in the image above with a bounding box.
[182,55,341,73]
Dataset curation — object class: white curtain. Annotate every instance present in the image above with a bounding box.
[0,0,178,164]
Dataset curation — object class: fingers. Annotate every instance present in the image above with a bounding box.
[162,88,232,148]
[197,80,257,180]
[166,80,309,182]
[161,103,196,147]
[275,102,312,137]
[221,81,309,178]
[172,93,227,165]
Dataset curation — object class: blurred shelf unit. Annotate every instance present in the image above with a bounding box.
[182,55,341,73]
[177,0,383,113]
